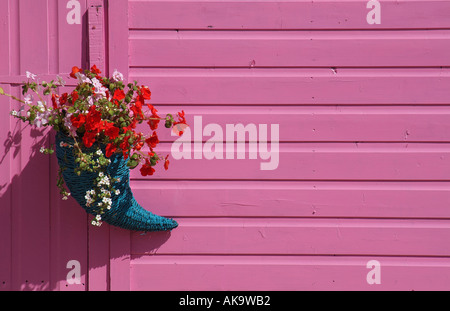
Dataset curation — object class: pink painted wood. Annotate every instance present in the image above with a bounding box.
[1,0,450,292]
[124,0,450,291]
[0,0,90,291]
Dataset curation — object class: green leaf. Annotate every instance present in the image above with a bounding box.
[0,87,4,95]
[127,160,139,169]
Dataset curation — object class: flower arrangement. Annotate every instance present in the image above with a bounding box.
[0,65,187,228]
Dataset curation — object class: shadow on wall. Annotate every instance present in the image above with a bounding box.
[0,121,171,291]
[0,7,174,291]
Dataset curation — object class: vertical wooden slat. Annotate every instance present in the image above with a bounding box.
[48,0,59,74]
[9,0,19,76]
[9,0,51,290]
[19,0,49,74]
[88,1,106,72]
[0,0,11,291]
[58,0,88,73]
[51,0,89,291]
[108,0,130,291]
[0,0,10,75]
[85,0,110,291]
[108,0,128,81]
[0,84,11,291]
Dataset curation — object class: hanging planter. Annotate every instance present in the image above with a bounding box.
[1,66,187,232]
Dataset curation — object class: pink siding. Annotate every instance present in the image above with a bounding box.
[0,0,450,291]
[126,0,450,291]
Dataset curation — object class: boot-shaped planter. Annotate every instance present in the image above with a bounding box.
[55,131,178,232]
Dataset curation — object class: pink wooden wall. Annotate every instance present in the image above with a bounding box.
[1,0,450,291]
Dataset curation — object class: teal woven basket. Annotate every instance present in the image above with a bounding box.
[55,132,178,232]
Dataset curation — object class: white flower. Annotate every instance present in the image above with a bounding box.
[91,220,102,227]
[26,71,37,80]
[56,75,66,86]
[101,188,110,195]
[24,94,33,105]
[86,96,95,107]
[39,147,46,153]
[75,72,91,84]
[98,176,110,187]
[96,215,102,221]
[36,101,45,111]
[98,172,104,177]
[96,150,103,156]
[91,78,108,99]
[33,101,53,128]
[102,197,112,205]
[10,110,18,116]
[115,189,120,195]
[112,69,123,82]
[63,113,78,137]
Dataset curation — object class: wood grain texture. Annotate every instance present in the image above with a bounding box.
[130,30,450,67]
[130,255,450,291]
[129,180,450,218]
[135,106,450,143]
[129,0,450,30]
[129,68,450,105]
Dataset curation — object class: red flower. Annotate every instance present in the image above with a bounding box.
[70,66,82,79]
[71,114,86,129]
[83,131,97,148]
[141,86,151,100]
[135,95,144,110]
[174,110,186,125]
[134,141,144,151]
[140,159,155,177]
[172,110,188,136]
[147,118,159,131]
[71,90,79,104]
[130,104,143,119]
[105,143,117,158]
[145,132,159,149]
[147,106,160,130]
[105,125,120,140]
[60,93,68,106]
[113,89,125,102]
[164,155,170,171]
[51,93,58,109]
[120,137,130,159]
[90,64,101,75]
[85,106,102,132]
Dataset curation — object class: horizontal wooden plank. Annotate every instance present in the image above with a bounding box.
[129,0,450,30]
[130,30,450,67]
[130,143,450,180]
[130,255,450,290]
[136,106,450,143]
[130,180,450,218]
[131,218,450,256]
[129,68,450,105]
